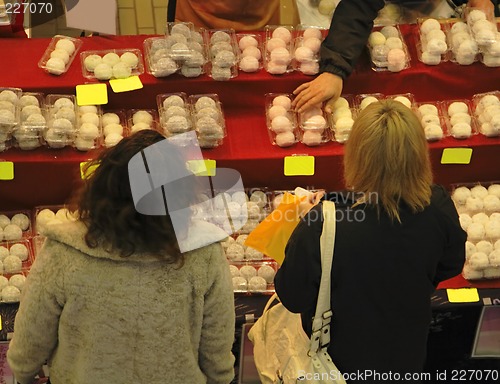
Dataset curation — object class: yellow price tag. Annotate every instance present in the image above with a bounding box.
[80,161,99,179]
[186,160,216,176]
[109,76,143,93]
[441,148,473,164]
[0,161,14,180]
[76,83,108,106]
[284,156,315,176]
[447,288,480,303]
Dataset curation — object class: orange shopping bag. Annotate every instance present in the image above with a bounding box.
[244,192,306,265]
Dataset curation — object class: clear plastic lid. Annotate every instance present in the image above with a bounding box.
[80,48,144,81]
[38,35,83,75]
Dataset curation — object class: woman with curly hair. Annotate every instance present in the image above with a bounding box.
[8,130,235,384]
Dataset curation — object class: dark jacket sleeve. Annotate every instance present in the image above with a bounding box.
[274,205,323,314]
[431,185,467,285]
[319,0,385,79]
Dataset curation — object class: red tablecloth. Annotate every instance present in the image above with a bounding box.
[0,24,499,200]
[1,26,500,290]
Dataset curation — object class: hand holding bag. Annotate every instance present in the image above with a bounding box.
[248,201,346,384]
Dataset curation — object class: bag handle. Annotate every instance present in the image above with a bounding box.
[310,200,336,354]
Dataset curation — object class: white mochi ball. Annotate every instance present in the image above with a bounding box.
[459,213,473,230]
[462,264,484,280]
[452,186,471,205]
[3,224,22,241]
[248,276,267,291]
[3,255,22,273]
[9,243,28,261]
[465,241,476,259]
[476,240,493,255]
[257,264,276,283]
[229,264,241,278]
[469,252,489,269]
[226,243,244,261]
[467,222,485,241]
[0,215,10,229]
[94,63,113,80]
[239,265,257,280]
[232,276,247,290]
[0,276,8,291]
[10,213,30,231]
[471,185,489,199]
[55,38,76,54]
[9,274,26,291]
[1,285,21,302]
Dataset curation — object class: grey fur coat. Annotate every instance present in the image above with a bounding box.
[7,220,235,384]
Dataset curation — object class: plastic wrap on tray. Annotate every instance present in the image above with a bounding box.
[472,91,500,137]
[0,87,22,148]
[80,48,144,80]
[43,94,77,148]
[415,101,446,141]
[205,29,239,80]
[453,181,500,281]
[0,239,33,303]
[265,93,298,147]
[236,33,263,73]
[264,25,295,75]
[229,260,278,294]
[12,92,46,150]
[144,37,180,77]
[33,204,77,235]
[441,99,477,139]
[367,25,410,72]
[73,104,102,151]
[446,19,479,65]
[0,210,32,240]
[298,106,330,146]
[157,92,193,136]
[126,109,160,138]
[417,18,449,65]
[292,25,327,75]
[102,110,127,148]
[38,35,82,75]
[188,93,226,148]
[327,94,356,144]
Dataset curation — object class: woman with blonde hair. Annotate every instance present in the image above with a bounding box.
[275,100,466,383]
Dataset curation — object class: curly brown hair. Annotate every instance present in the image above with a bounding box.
[72,130,186,263]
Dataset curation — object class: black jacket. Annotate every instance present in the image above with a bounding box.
[320,0,499,79]
[275,185,466,383]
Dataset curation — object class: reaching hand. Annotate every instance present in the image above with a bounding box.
[467,0,494,19]
[292,72,343,113]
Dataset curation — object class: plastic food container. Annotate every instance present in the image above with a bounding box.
[265,93,298,147]
[292,25,327,75]
[441,99,478,139]
[12,92,46,150]
[327,94,356,144]
[80,48,144,80]
[415,101,446,142]
[229,260,279,294]
[367,25,410,72]
[417,18,449,65]
[188,93,226,148]
[236,33,263,73]
[471,91,500,137]
[43,94,77,148]
[264,25,295,75]
[38,35,83,75]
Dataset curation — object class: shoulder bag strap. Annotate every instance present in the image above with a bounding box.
[310,200,336,353]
